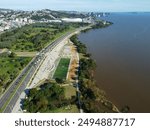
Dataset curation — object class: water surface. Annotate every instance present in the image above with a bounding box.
[78,13,150,112]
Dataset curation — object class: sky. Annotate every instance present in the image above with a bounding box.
[0,0,150,12]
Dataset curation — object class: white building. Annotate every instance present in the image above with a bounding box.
[23,18,28,22]
[4,25,10,30]
[83,17,93,23]
[28,19,33,24]
[47,20,61,23]
[0,27,4,32]
[0,15,4,18]
[61,18,83,23]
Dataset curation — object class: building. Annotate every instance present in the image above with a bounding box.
[61,18,83,23]
[0,27,4,32]
[82,17,93,23]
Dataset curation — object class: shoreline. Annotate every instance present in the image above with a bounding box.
[70,26,120,112]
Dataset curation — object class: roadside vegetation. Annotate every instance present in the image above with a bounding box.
[22,82,78,113]
[70,35,118,113]
[0,22,89,51]
[0,54,31,94]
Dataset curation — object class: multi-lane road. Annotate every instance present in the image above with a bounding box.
[0,26,92,113]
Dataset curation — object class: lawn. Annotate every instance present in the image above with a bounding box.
[62,85,76,99]
[53,58,70,80]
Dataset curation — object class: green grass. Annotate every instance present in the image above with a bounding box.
[0,23,78,52]
[12,27,74,52]
[0,57,32,95]
[62,85,76,99]
[0,57,31,76]
[53,58,70,80]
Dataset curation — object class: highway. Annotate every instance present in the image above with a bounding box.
[0,28,82,113]
[0,25,92,113]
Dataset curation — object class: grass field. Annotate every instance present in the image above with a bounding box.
[62,85,76,99]
[53,58,70,80]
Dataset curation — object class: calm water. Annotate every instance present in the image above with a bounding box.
[78,13,150,112]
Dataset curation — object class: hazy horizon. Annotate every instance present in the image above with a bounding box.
[0,0,150,12]
[1,8,150,13]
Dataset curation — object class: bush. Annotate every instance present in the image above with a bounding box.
[55,78,65,84]
[22,82,75,112]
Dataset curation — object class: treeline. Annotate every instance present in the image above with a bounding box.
[70,35,118,113]
[70,35,87,54]
[31,14,54,21]
[22,82,77,112]
[51,11,87,19]
[92,21,113,29]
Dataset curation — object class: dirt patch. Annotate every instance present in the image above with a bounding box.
[67,45,79,82]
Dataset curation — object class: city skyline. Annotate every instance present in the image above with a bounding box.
[0,0,150,12]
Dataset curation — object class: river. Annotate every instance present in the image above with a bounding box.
[78,13,150,112]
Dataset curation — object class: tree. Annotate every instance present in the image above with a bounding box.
[22,82,73,112]
[55,78,65,84]
[0,73,10,87]
[9,52,16,58]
